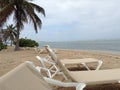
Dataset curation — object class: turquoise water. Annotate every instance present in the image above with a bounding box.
[38,40,120,53]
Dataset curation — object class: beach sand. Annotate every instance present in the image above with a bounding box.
[0,46,120,90]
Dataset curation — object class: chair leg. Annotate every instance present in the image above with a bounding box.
[81,63,90,70]
[76,83,86,90]
[79,60,103,71]
[96,60,103,70]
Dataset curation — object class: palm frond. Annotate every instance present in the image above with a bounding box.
[0,3,14,27]
[23,2,39,32]
[2,24,17,44]
[33,12,42,29]
[0,0,10,8]
[14,9,24,30]
[29,2,45,16]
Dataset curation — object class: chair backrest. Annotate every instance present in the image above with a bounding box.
[36,56,46,68]
[44,45,76,82]
[36,55,60,78]
[45,45,57,62]
[0,61,52,90]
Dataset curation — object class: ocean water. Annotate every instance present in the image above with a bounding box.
[38,40,120,53]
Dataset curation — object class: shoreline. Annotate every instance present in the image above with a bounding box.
[55,48,120,55]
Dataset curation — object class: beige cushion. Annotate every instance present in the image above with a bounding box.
[69,69,120,85]
[0,61,52,90]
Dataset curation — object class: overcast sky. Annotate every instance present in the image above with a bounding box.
[15,0,120,41]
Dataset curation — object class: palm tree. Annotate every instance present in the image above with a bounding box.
[3,24,17,46]
[0,0,45,51]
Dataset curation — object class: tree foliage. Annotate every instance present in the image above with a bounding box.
[0,0,45,51]
[15,38,39,47]
[0,43,7,51]
[3,24,17,46]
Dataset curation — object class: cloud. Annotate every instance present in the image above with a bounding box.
[19,0,120,41]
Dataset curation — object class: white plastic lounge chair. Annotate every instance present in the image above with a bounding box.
[45,45,103,70]
[61,58,102,70]
[0,61,86,90]
[0,61,52,90]
[36,55,67,79]
[45,45,120,90]
[34,46,43,54]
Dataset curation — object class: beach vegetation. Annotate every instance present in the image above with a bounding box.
[0,0,45,51]
[14,38,39,47]
[0,43,7,50]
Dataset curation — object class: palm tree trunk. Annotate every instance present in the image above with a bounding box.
[10,40,12,46]
[14,29,20,51]
[0,38,2,51]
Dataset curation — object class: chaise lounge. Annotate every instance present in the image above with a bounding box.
[45,45,120,90]
[44,45,103,71]
[0,61,86,90]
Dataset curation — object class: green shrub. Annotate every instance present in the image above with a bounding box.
[19,38,39,47]
[0,43,7,50]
